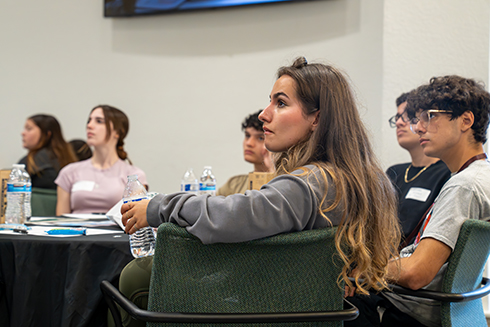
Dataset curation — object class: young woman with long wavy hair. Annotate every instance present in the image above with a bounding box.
[122,57,400,295]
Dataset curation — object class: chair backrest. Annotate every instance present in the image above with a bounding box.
[441,219,490,327]
[31,187,57,217]
[147,223,344,327]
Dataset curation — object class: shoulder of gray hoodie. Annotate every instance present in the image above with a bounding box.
[147,164,342,244]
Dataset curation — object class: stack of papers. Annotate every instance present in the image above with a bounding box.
[27,215,117,228]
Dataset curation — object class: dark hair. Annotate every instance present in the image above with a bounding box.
[26,114,77,175]
[273,57,400,295]
[396,91,411,107]
[241,110,264,131]
[406,75,490,143]
[91,105,132,163]
[69,139,93,161]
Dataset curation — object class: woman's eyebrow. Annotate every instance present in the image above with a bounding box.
[270,92,289,100]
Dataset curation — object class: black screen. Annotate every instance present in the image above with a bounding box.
[105,0,305,17]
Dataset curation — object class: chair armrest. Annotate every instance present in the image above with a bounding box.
[385,277,490,302]
[101,280,359,325]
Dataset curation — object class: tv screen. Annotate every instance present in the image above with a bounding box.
[104,0,307,17]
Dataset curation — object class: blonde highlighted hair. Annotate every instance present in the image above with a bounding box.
[273,57,400,294]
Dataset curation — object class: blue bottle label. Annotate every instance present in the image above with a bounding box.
[7,184,29,192]
[199,183,216,191]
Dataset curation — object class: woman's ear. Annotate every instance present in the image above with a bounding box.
[310,111,320,131]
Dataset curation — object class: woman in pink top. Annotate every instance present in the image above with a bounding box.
[55,105,147,215]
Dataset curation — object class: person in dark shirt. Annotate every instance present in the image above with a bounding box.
[386,92,451,246]
[69,139,93,161]
[19,114,77,189]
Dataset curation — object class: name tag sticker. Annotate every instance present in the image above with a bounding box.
[72,181,96,192]
[405,187,431,202]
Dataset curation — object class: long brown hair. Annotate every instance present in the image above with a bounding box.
[273,57,400,294]
[26,114,77,175]
[91,105,132,164]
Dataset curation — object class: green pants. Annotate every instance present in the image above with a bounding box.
[108,256,153,327]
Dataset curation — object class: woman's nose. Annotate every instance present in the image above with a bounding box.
[259,106,271,123]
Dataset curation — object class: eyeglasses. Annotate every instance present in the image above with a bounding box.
[388,112,409,128]
[409,109,453,133]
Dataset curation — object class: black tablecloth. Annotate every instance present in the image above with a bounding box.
[0,228,133,327]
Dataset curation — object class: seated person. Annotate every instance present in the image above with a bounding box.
[217,110,274,196]
[18,114,77,189]
[386,92,451,246]
[346,75,490,327]
[69,139,93,161]
[55,105,147,215]
[116,57,401,327]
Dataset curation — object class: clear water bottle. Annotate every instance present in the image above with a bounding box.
[21,166,32,220]
[199,166,216,196]
[123,174,155,258]
[5,164,31,224]
[181,168,199,194]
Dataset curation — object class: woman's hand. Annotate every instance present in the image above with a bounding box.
[121,199,150,234]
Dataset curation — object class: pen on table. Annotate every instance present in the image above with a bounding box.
[0,224,29,234]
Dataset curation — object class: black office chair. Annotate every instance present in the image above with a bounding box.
[101,223,359,326]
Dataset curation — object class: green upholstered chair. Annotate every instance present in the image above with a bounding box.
[31,187,57,217]
[386,219,490,327]
[101,223,358,326]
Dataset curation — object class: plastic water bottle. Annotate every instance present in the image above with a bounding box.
[123,174,155,258]
[199,166,216,196]
[5,164,31,224]
[181,168,199,194]
[21,166,32,220]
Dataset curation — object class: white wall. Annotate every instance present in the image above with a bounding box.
[0,0,384,194]
[1,0,489,193]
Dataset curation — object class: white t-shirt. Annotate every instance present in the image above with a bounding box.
[384,159,490,327]
[55,159,147,214]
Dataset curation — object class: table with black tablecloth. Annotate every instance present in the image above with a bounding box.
[0,226,133,327]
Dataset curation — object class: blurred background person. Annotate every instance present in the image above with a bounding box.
[386,92,451,247]
[69,139,93,161]
[55,105,147,215]
[217,110,273,196]
[19,114,77,190]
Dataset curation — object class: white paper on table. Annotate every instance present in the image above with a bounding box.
[62,213,109,220]
[0,225,124,237]
[106,199,124,230]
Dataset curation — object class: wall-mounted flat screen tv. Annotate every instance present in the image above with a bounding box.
[104,0,307,17]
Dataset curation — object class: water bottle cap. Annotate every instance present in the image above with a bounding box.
[127,174,138,180]
[204,166,212,169]
[12,164,25,169]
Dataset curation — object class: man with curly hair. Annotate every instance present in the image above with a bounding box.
[216,110,274,196]
[347,75,490,327]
